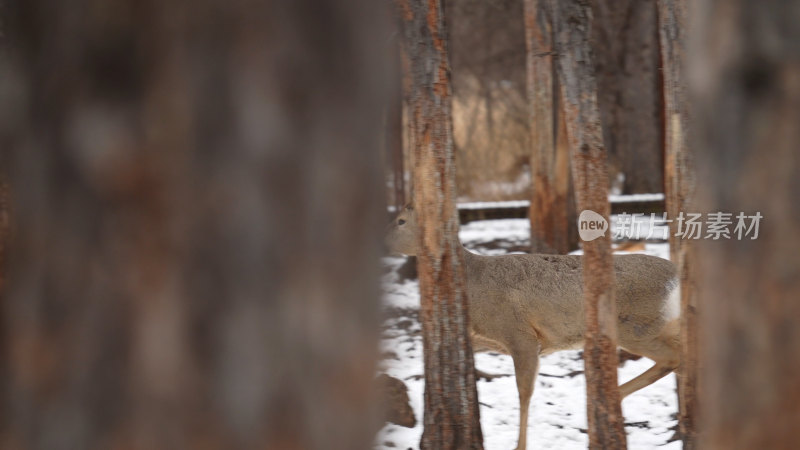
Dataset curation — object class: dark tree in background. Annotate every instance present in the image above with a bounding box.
[692,0,800,448]
[657,0,698,447]
[397,0,484,448]
[386,34,406,212]
[524,0,576,255]
[590,0,664,194]
[0,0,389,448]
[553,0,627,448]
[0,179,8,291]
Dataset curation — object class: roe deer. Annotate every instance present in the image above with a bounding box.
[385,205,680,450]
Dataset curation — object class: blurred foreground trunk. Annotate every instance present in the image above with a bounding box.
[397,0,484,448]
[553,1,627,448]
[0,0,388,448]
[693,0,800,448]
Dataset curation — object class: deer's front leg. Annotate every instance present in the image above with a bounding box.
[511,340,540,450]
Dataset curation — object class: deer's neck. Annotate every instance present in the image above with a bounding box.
[457,243,481,267]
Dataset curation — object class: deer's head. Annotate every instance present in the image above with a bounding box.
[385,205,419,256]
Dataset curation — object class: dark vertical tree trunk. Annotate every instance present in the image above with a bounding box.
[0,179,8,292]
[387,36,406,211]
[0,0,389,448]
[693,0,800,448]
[657,0,697,447]
[398,36,416,205]
[558,95,581,251]
[524,0,575,255]
[590,0,664,194]
[397,0,484,448]
[553,1,627,448]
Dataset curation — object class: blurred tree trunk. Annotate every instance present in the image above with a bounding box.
[657,0,697,447]
[397,0,484,448]
[591,0,664,194]
[398,37,416,205]
[0,179,8,292]
[553,1,627,448]
[524,0,576,255]
[693,0,800,448]
[387,35,406,212]
[0,0,388,449]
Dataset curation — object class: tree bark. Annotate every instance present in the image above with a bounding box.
[524,0,576,255]
[0,1,388,448]
[590,0,664,194]
[397,0,484,448]
[692,0,800,448]
[657,0,697,447]
[387,35,407,211]
[553,1,627,448]
[0,178,8,292]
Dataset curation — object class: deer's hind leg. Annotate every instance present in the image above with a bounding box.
[618,360,677,398]
[619,323,681,398]
[472,334,512,380]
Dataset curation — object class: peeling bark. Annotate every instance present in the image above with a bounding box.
[524,0,577,255]
[397,0,484,448]
[657,0,697,447]
[553,1,627,448]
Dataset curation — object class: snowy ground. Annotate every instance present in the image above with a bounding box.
[376,218,681,450]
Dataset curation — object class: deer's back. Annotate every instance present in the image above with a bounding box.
[462,252,677,353]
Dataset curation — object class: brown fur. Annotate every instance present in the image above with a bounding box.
[386,206,680,449]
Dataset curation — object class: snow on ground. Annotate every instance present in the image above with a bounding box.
[376,218,680,450]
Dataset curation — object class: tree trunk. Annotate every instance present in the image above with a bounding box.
[590,0,664,194]
[0,1,389,448]
[0,178,8,292]
[657,0,697,447]
[387,35,406,211]
[692,0,800,448]
[553,1,627,448]
[524,0,576,255]
[399,37,416,205]
[397,0,484,448]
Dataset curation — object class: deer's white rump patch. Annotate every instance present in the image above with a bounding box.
[662,278,681,322]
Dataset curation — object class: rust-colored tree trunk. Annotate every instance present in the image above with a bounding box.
[397,0,484,448]
[0,0,388,448]
[524,0,575,255]
[553,1,627,448]
[590,0,664,194]
[692,0,800,448]
[657,0,697,447]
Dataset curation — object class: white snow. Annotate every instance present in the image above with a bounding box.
[457,200,531,210]
[377,218,680,450]
[608,193,665,203]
